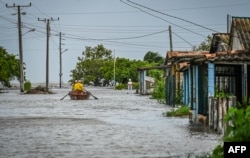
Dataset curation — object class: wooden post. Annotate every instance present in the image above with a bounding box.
[222,98,227,134]
[213,98,218,131]
[208,96,214,128]
[218,98,223,134]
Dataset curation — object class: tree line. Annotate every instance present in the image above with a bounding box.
[69,44,164,87]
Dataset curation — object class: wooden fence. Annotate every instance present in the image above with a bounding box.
[208,96,236,134]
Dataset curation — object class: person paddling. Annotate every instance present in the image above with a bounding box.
[73,80,84,91]
[61,79,98,100]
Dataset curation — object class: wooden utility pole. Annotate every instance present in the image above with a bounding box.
[59,32,62,88]
[113,50,116,89]
[169,25,173,52]
[6,3,31,94]
[59,32,67,88]
[38,17,59,90]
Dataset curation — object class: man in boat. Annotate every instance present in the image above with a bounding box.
[70,80,90,99]
[73,80,84,91]
[71,80,86,96]
[72,80,76,90]
[78,80,84,91]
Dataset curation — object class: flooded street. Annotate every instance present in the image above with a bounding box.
[0,87,221,157]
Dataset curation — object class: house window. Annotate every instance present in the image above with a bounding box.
[215,65,236,96]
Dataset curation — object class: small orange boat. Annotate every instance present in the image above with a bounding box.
[69,90,90,100]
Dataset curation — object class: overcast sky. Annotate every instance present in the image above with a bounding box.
[1,0,250,84]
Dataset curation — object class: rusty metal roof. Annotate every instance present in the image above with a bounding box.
[165,51,208,64]
[165,49,250,65]
[166,51,208,59]
[164,16,250,66]
[206,50,250,64]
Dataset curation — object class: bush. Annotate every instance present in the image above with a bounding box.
[26,85,53,94]
[24,81,31,91]
[133,82,138,90]
[224,106,250,142]
[209,103,250,157]
[152,80,165,103]
[210,144,224,158]
[115,84,125,90]
[175,87,183,105]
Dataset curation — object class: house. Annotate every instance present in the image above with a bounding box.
[165,16,250,132]
[138,65,167,95]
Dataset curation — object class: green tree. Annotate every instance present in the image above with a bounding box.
[83,44,113,60]
[70,44,113,85]
[148,69,163,81]
[99,59,114,82]
[101,57,153,85]
[115,58,150,84]
[193,35,212,51]
[0,46,22,87]
[70,44,162,87]
[143,51,164,64]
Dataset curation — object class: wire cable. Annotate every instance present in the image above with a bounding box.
[126,0,219,33]
[60,29,168,41]
[172,32,194,47]
[120,0,206,38]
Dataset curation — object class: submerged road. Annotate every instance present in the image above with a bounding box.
[0,87,221,157]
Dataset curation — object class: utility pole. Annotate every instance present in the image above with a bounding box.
[59,32,67,88]
[169,25,175,107]
[227,14,231,33]
[59,32,62,88]
[169,25,173,52]
[38,17,59,90]
[6,3,31,94]
[113,50,116,89]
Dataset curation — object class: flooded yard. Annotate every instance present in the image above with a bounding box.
[0,87,222,157]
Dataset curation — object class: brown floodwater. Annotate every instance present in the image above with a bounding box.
[0,87,222,157]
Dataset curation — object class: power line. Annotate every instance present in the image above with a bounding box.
[63,29,168,41]
[22,2,250,16]
[172,32,194,47]
[0,15,17,24]
[31,3,62,34]
[126,0,219,33]
[120,0,206,38]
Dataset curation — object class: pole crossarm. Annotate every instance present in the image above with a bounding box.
[6,3,31,8]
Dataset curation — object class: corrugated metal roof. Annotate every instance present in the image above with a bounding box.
[230,16,250,50]
[210,33,230,53]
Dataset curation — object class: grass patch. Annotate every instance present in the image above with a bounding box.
[164,105,189,117]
